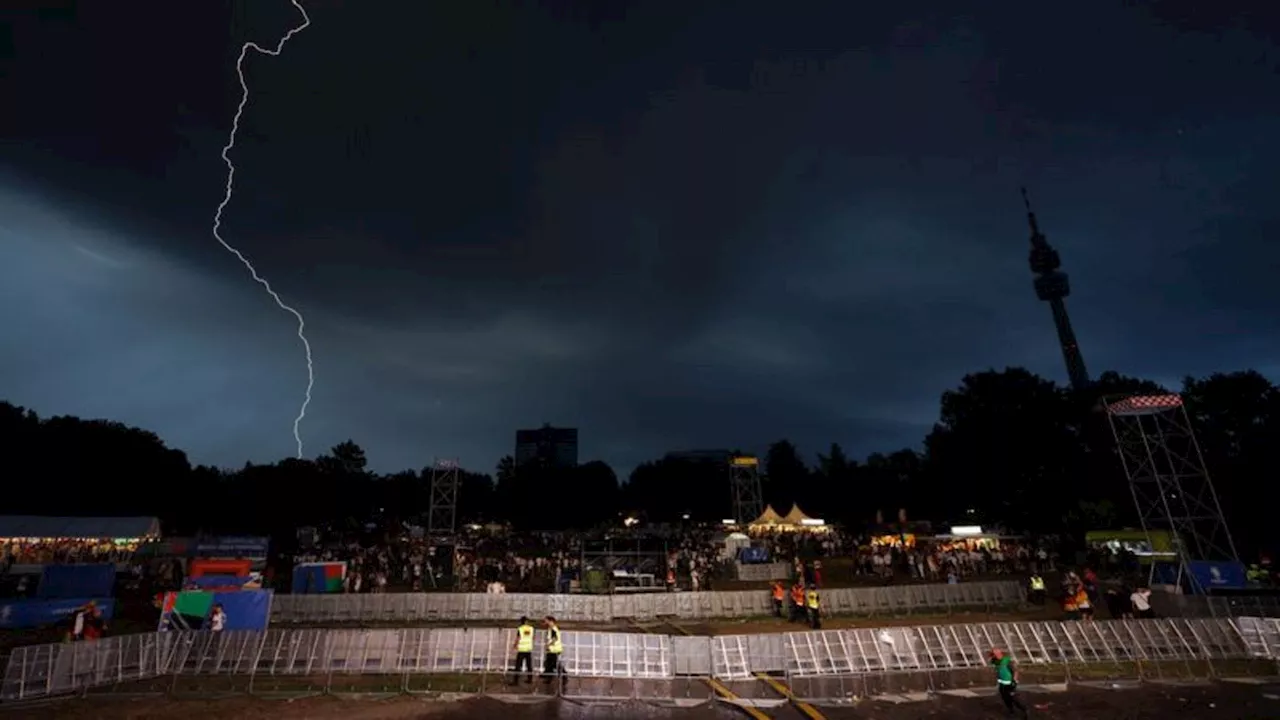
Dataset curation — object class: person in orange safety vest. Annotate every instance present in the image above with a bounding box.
[771,581,785,617]
[789,582,805,622]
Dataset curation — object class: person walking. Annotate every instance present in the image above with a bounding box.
[989,648,1029,718]
[542,615,565,691]
[510,616,535,685]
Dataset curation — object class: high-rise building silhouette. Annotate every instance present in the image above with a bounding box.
[514,424,578,468]
[1022,188,1090,391]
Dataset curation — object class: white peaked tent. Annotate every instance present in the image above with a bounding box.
[782,504,814,525]
[749,505,785,526]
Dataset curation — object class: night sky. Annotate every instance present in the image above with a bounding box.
[2,1,1277,474]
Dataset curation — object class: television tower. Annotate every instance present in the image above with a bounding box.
[1022,188,1090,391]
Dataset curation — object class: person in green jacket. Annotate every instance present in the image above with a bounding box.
[990,648,1029,718]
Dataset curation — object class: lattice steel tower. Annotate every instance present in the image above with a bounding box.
[1104,394,1240,591]
[728,456,764,524]
[1022,188,1090,391]
[427,458,460,539]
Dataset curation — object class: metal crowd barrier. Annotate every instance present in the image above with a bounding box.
[268,580,1025,624]
[734,562,790,581]
[4,616,1274,703]
[1235,616,1280,658]
[0,632,175,702]
[1151,593,1280,619]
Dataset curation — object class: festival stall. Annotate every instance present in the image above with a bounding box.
[747,505,786,530]
[1086,528,1176,563]
[0,516,160,572]
[781,504,831,533]
[747,505,829,534]
[930,525,1023,552]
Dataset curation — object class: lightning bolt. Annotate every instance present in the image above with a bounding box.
[212,0,313,458]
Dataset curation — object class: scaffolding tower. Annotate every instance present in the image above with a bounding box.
[1103,393,1240,593]
[427,458,460,539]
[728,456,764,525]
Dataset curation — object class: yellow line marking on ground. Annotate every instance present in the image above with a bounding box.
[635,621,771,719]
[706,677,775,720]
[756,672,827,720]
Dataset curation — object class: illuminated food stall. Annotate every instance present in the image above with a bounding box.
[0,516,160,570]
[930,525,1022,551]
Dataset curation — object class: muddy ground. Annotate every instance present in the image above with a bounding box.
[4,682,1278,720]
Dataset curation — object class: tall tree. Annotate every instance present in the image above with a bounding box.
[815,443,856,521]
[924,368,1079,528]
[1183,371,1280,554]
[764,440,809,511]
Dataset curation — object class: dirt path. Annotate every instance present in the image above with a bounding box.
[2,683,1277,720]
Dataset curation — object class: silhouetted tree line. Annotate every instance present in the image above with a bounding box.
[2,367,1276,551]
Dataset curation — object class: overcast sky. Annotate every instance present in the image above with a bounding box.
[2,1,1277,475]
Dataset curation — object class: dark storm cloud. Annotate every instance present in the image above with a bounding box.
[2,1,1278,474]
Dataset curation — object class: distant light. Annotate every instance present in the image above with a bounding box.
[951,525,983,536]
[722,519,737,525]
[623,516,639,527]
[682,514,690,520]
[800,518,826,526]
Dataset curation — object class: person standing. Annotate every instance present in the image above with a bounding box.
[805,585,821,629]
[542,615,565,690]
[989,648,1029,718]
[1131,587,1154,618]
[209,604,227,633]
[1028,574,1046,605]
[771,581,785,617]
[510,616,535,685]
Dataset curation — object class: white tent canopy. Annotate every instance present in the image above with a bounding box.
[0,515,160,539]
[782,504,815,525]
[749,505,785,526]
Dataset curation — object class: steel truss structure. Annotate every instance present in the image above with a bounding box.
[427,458,460,539]
[1104,394,1240,592]
[5,617,1280,703]
[728,455,764,524]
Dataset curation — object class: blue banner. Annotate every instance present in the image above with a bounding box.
[0,598,115,630]
[185,575,253,590]
[195,536,269,557]
[38,564,117,599]
[212,590,272,631]
[1188,560,1248,591]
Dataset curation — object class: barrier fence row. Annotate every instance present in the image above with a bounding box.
[734,562,789,582]
[6,617,1280,703]
[269,580,1025,624]
[1151,593,1280,619]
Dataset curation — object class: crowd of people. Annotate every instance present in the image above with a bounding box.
[1,538,137,570]
[280,524,1065,595]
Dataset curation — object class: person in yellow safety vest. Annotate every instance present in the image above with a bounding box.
[1028,574,1046,605]
[806,585,821,629]
[510,616,535,685]
[542,615,565,689]
[1247,564,1267,585]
